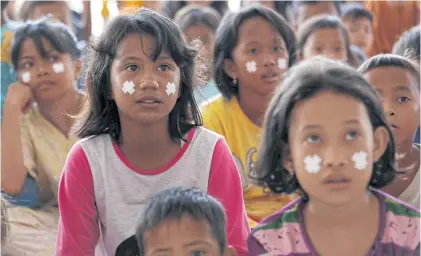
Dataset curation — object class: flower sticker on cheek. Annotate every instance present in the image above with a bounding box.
[352,151,368,171]
[278,58,287,70]
[122,81,135,95]
[52,62,65,73]
[21,72,31,83]
[166,82,176,96]
[304,154,322,174]
[246,61,257,73]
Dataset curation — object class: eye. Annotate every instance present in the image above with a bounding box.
[273,46,282,52]
[157,64,171,72]
[48,55,60,62]
[345,131,358,141]
[397,96,410,103]
[249,48,257,54]
[306,135,320,144]
[21,62,33,69]
[191,250,206,256]
[125,64,139,72]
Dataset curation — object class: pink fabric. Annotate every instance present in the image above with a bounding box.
[380,212,420,250]
[56,134,250,255]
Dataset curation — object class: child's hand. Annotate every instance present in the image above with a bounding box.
[4,82,34,114]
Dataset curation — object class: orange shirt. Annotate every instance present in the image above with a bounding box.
[365,1,420,56]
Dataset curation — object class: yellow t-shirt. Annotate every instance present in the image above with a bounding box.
[201,96,296,227]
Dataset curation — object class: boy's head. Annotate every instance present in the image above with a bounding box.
[341,3,373,55]
[135,187,236,256]
[393,26,420,65]
[294,1,342,27]
[17,0,72,27]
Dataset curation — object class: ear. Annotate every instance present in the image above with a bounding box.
[223,58,239,81]
[74,59,82,80]
[224,246,237,256]
[283,145,295,174]
[372,126,390,163]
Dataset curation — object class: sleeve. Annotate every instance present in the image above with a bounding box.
[207,138,250,256]
[56,142,99,256]
[20,118,36,178]
[247,234,269,255]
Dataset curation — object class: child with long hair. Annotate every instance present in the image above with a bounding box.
[56,9,249,255]
[359,54,420,208]
[248,57,419,255]
[1,18,84,255]
[201,5,297,227]
[296,15,359,67]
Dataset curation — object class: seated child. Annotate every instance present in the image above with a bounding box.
[115,187,237,256]
[248,57,420,255]
[292,0,342,29]
[359,54,420,208]
[341,3,373,57]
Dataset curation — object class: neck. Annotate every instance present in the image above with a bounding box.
[395,138,416,167]
[237,88,272,127]
[37,88,82,117]
[119,117,176,154]
[306,191,376,227]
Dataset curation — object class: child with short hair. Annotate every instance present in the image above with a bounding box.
[56,9,249,255]
[297,15,359,67]
[17,0,72,27]
[248,57,420,255]
[292,0,342,28]
[359,54,420,208]
[201,5,297,227]
[174,5,221,105]
[115,187,237,256]
[341,3,373,57]
[393,25,420,65]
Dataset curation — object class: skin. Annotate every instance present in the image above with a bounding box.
[224,17,289,126]
[343,17,373,55]
[110,33,183,171]
[365,66,420,198]
[143,215,236,256]
[285,91,389,256]
[302,28,348,63]
[297,2,338,26]
[30,2,72,27]
[1,38,83,195]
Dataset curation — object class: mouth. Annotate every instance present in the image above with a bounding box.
[261,72,281,84]
[391,124,399,129]
[36,81,55,90]
[323,175,351,189]
[135,96,161,105]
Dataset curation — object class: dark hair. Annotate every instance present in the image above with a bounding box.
[134,187,227,255]
[294,0,343,18]
[1,1,9,12]
[358,54,420,89]
[161,1,228,20]
[341,3,373,23]
[18,0,70,21]
[297,15,359,68]
[174,5,221,32]
[240,1,294,22]
[392,26,420,62]
[213,5,296,99]
[74,9,202,143]
[254,57,397,196]
[11,18,81,70]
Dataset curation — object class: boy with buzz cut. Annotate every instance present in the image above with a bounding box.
[115,187,238,256]
[341,3,374,56]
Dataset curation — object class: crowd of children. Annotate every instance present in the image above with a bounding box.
[0,0,419,255]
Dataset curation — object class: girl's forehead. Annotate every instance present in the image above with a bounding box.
[116,34,168,58]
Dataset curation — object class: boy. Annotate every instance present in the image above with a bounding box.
[293,0,342,28]
[341,3,374,57]
[115,187,237,256]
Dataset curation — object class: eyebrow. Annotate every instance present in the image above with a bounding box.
[20,49,56,60]
[393,85,411,92]
[184,240,212,248]
[300,119,360,132]
[117,55,172,62]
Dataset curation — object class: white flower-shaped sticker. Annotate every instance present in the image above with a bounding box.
[21,72,31,83]
[278,58,287,69]
[122,81,135,95]
[166,82,176,96]
[304,154,322,174]
[52,62,65,73]
[246,61,257,73]
[352,151,368,171]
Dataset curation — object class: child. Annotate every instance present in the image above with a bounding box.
[115,187,237,256]
[248,57,420,255]
[174,5,221,105]
[296,15,359,67]
[1,18,84,255]
[393,26,420,65]
[17,0,73,27]
[241,1,294,24]
[161,1,228,20]
[358,54,420,208]
[292,0,342,28]
[201,5,297,227]
[341,3,373,57]
[56,9,250,255]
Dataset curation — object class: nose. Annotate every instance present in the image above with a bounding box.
[383,102,396,117]
[139,79,159,91]
[36,62,51,77]
[263,54,276,67]
[322,145,348,169]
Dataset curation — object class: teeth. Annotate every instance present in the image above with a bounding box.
[141,100,157,103]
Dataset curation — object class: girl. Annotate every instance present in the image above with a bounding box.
[248,57,420,255]
[56,9,250,255]
[297,15,359,67]
[201,5,297,227]
[359,54,420,208]
[1,18,84,255]
[174,5,221,105]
